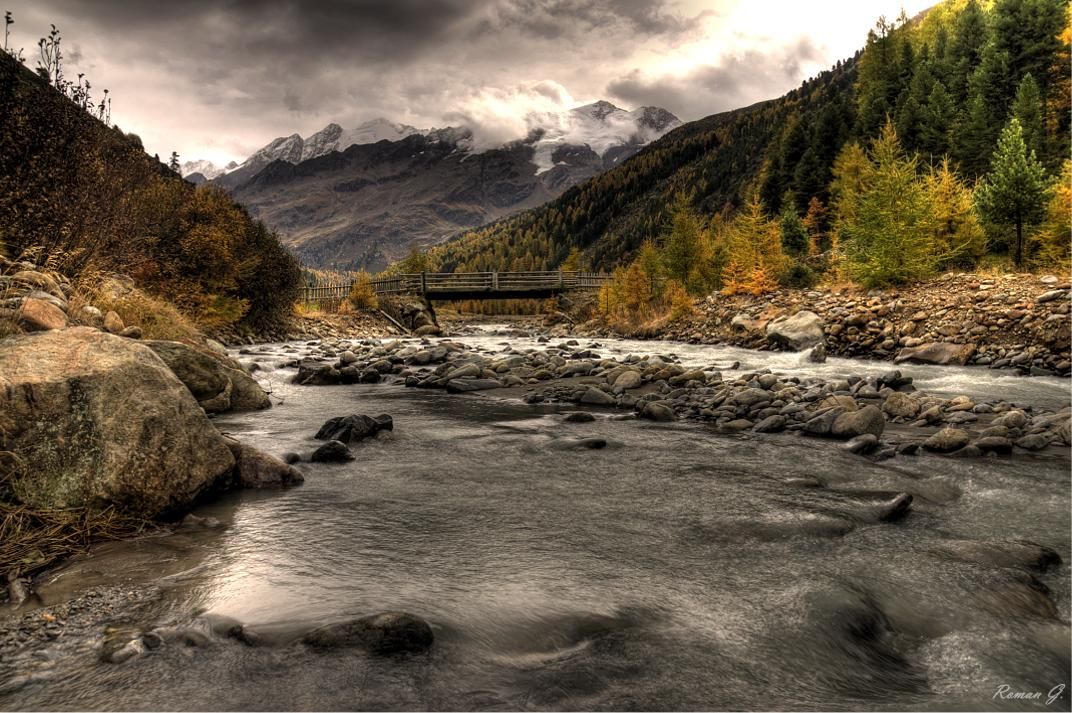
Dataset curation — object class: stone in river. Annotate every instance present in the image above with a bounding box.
[831,405,885,439]
[641,402,677,422]
[310,440,355,462]
[563,412,596,423]
[753,414,787,433]
[303,612,434,655]
[843,433,879,454]
[765,310,824,350]
[446,378,502,393]
[579,387,616,405]
[923,428,972,453]
[894,342,976,366]
[315,414,391,443]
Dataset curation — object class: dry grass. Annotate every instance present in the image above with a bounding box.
[70,273,201,341]
[0,452,157,581]
[0,502,156,580]
[294,301,327,318]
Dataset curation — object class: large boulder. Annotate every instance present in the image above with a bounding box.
[146,340,270,413]
[894,342,976,366]
[0,328,235,516]
[766,311,824,351]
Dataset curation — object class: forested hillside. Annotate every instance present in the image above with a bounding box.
[0,44,301,331]
[434,0,1069,295]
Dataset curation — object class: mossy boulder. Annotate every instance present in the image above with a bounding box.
[0,327,235,516]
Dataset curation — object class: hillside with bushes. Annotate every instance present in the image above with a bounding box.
[433,0,1069,314]
[0,44,302,333]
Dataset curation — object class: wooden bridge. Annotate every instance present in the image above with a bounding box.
[302,271,611,304]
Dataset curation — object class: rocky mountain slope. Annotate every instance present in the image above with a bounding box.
[188,102,680,271]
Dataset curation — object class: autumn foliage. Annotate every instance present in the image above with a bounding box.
[0,51,301,331]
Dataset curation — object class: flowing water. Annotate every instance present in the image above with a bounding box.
[2,332,1070,711]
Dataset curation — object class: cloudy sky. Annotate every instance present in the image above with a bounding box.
[5,0,932,165]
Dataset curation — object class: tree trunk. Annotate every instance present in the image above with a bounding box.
[1014,213,1023,268]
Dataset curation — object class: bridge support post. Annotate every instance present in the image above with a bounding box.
[492,271,498,290]
[558,270,564,289]
[420,272,427,295]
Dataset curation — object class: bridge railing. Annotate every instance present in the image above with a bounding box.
[301,271,610,305]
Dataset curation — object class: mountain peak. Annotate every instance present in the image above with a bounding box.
[573,100,624,122]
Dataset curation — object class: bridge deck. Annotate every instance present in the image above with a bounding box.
[301,271,610,304]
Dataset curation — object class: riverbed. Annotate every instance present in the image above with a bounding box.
[2,332,1069,711]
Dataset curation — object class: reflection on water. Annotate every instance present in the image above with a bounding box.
[4,334,1070,712]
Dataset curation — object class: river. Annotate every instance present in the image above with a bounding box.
[2,330,1070,711]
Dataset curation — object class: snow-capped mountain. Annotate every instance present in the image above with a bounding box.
[179,159,237,181]
[526,100,683,173]
[204,119,427,187]
[300,119,424,162]
[208,101,681,270]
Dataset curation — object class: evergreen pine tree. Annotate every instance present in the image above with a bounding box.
[1011,73,1045,160]
[975,117,1050,266]
[920,81,954,158]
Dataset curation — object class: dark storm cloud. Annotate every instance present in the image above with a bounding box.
[44,0,483,66]
[3,0,862,164]
[41,0,694,68]
[607,37,825,118]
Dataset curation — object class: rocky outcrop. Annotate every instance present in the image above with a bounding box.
[0,328,235,516]
[145,340,270,413]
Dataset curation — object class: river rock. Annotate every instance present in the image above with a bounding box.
[310,440,355,462]
[641,402,677,422]
[146,340,270,413]
[882,392,920,419]
[894,342,976,366]
[563,412,596,423]
[831,405,885,439]
[753,414,787,433]
[294,361,341,385]
[446,378,502,393]
[802,409,841,436]
[303,612,434,655]
[1014,433,1051,450]
[997,410,1029,429]
[223,438,304,488]
[1036,289,1067,303]
[765,310,824,350]
[580,387,615,405]
[843,433,879,454]
[973,436,1013,453]
[613,370,643,390]
[315,414,393,443]
[18,297,68,331]
[0,328,235,516]
[923,428,972,453]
